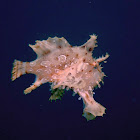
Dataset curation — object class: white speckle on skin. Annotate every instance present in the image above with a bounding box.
[71,62,74,66]
[29,68,33,72]
[41,78,48,83]
[44,68,51,74]
[36,69,42,73]
[65,65,67,68]
[41,61,51,67]
[88,86,92,91]
[55,69,60,73]
[58,55,66,62]
[30,61,36,67]
[78,96,82,100]
[52,74,57,79]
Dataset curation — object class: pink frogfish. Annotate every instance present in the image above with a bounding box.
[11,34,109,121]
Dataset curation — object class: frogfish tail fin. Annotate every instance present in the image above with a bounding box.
[11,59,26,81]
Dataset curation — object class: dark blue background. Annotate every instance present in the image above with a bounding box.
[1,0,140,140]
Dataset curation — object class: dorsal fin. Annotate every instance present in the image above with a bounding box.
[29,41,51,58]
[29,37,70,58]
[80,34,97,52]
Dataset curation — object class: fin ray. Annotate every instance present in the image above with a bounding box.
[29,37,70,57]
[11,60,26,81]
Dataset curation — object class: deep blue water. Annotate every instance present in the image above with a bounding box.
[1,0,140,140]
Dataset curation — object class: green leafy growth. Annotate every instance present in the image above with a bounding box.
[49,88,65,101]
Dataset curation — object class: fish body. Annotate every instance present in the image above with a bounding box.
[11,34,109,121]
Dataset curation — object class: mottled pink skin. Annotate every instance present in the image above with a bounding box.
[11,35,109,120]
